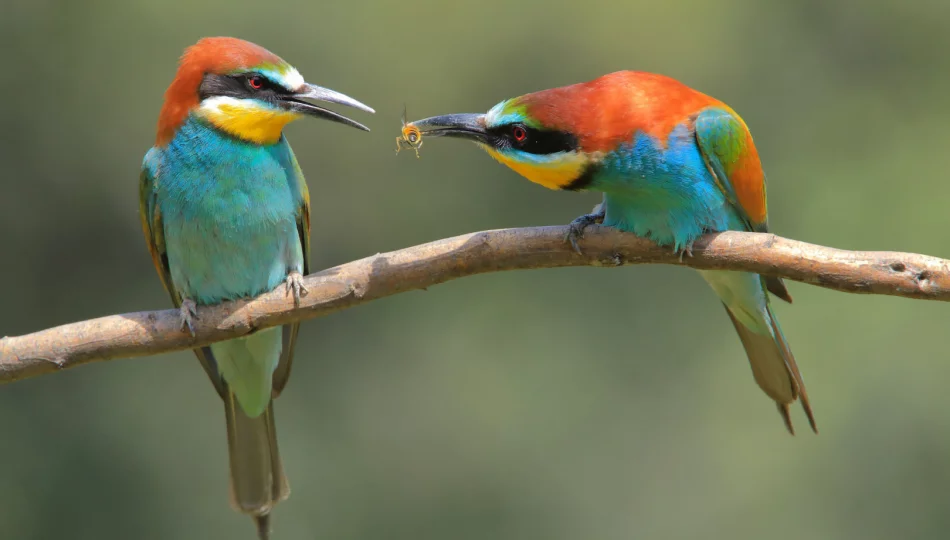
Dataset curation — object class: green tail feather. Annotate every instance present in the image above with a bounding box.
[225,392,289,534]
[701,270,816,434]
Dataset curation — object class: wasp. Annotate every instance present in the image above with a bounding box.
[396,106,423,158]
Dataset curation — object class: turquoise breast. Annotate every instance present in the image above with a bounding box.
[144,117,304,304]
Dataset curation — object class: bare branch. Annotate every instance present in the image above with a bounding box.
[2,226,948,383]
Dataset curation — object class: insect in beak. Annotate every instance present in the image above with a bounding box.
[396,105,424,158]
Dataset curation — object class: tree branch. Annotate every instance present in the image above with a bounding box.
[2,226,948,384]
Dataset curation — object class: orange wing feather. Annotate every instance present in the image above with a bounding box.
[694,107,769,231]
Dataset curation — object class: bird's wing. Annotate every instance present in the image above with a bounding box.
[272,154,311,398]
[139,166,227,396]
[139,168,176,303]
[695,107,792,303]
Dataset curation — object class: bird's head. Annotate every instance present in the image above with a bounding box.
[408,97,594,191]
[155,37,374,146]
[409,71,709,191]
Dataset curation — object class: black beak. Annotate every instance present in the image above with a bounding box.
[408,113,490,144]
[279,83,375,131]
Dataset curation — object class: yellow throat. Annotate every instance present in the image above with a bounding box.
[485,148,590,190]
[199,97,300,144]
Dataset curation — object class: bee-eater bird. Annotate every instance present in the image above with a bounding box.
[139,37,374,538]
[408,71,816,434]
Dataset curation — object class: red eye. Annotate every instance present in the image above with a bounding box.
[512,125,527,142]
[248,76,264,90]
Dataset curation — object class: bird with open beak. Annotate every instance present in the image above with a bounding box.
[140,37,374,539]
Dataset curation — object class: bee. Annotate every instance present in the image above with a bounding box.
[396,106,423,158]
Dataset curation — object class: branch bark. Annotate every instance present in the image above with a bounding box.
[2,226,948,384]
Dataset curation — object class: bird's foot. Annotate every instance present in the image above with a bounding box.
[565,204,606,254]
[674,244,694,262]
[285,271,309,307]
[179,298,198,337]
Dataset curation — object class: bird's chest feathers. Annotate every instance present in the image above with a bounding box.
[165,167,295,228]
[593,124,734,250]
[156,128,304,303]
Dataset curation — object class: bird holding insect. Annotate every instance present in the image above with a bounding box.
[404,71,816,434]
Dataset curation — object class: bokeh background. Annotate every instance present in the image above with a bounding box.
[4,1,950,538]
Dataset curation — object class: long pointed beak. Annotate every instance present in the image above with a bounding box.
[280,82,375,131]
[408,113,489,143]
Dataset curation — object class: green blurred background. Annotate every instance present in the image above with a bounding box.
[4,0,950,538]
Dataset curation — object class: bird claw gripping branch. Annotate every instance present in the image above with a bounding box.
[675,243,695,262]
[285,271,308,307]
[179,298,199,336]
[565,203,606,254]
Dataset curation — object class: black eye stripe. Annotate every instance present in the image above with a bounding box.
[243,73,285,92]
[487,124,578,155]
[197,73,291,101]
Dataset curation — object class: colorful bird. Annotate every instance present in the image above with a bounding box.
[406,71,816,434]
[139,37,373,538]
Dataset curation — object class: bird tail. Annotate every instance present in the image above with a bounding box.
[224,391,289,540]
[700,270,817,434]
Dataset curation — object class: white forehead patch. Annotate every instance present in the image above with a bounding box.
[282,67,305,91]
[254,66,306,92]
[485,99,524,128]
[485,101,507,126]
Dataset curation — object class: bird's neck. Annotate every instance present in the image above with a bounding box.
[158,117,295,187]
[193,98,300,145]
[484,148,594,191]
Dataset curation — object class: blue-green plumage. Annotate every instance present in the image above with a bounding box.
[592,120,804,429]
[594,123,733,252]
[141,36,373,539]
[407,70,814,432]
[140,113,310,524]
[144,117,306,416]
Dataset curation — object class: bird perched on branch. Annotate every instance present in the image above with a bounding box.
[407,71,816,434]
[139,37,373,538]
